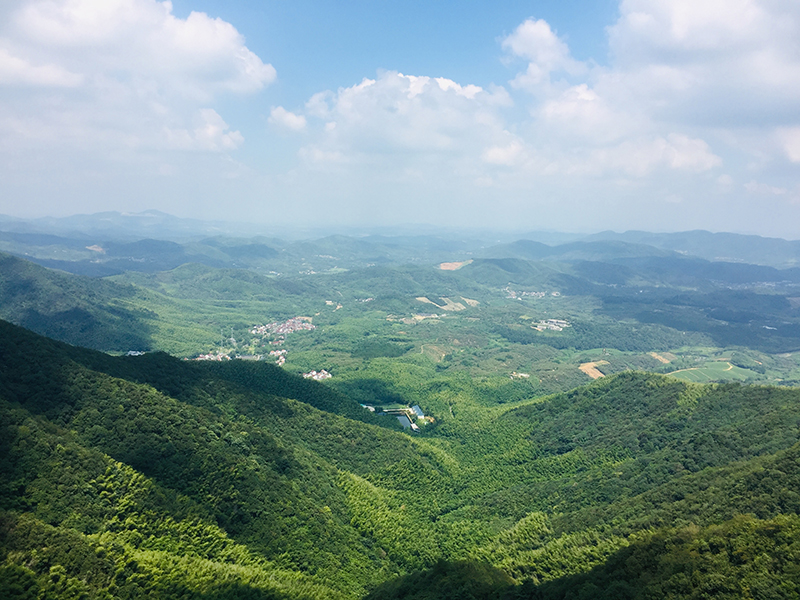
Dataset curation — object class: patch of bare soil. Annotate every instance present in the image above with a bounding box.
[649,352,671,364]
[439,260,473,271]
[579,360,609,379]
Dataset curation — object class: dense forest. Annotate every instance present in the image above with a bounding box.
[2,317,800,598]
[3,226,800,598]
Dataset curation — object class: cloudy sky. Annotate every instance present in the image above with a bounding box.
[1,0,799,236]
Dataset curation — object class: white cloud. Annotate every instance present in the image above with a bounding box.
[495,0,800,190]
[0,47,82,86]
[482,141,525,166]
[299,71,511,160]
[305,91,334,118]
[744,180,788,195]
[502,18,585,89]
[778,127,800,163]
[434,77,483,99]
[269,106,307,131]
[166,109,243,151]
[592,134,722,176]
[12,0,275,97]
[537,83,640,145]
[604,0,800,124]
[0,0,274,153]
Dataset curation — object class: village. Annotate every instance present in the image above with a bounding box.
[250,317,316,336]
[190,317,332,381]
[504,286,561,300]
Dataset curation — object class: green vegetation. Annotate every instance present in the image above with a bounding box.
[4,229,800,599]
[3,317,800,598]
[6,232,800,388]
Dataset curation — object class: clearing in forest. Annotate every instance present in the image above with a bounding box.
[439,260,473,270]
[667,361,751,382]
[579,360,609,379]
[649,352,672,364]
[416,297,466,311]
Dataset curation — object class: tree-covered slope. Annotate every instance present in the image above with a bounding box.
[0,320,455,598]
[0,252,156,351]
[3,319,800,599]
[366,514,800,600]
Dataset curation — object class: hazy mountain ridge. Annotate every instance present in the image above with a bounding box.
[586,230,800,268]
[5,211,800,275]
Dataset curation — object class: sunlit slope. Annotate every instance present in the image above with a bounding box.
[3,319,800,599]
[368,514,800,600]
[363,374,800,598]
[0,320,455,598]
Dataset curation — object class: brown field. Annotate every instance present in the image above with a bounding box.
[416,297,466,311]
[439,260,473,271]
[579,360,609,379]
[649,352,673,364]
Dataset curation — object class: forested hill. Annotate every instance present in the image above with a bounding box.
[0,251,156,352]
[0,319,447,598]
[3,320,800,599]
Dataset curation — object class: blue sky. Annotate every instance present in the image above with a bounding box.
[1,0,799,237]
[168,1,619,97]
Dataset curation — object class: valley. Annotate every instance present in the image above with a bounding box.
[2,214,800,599]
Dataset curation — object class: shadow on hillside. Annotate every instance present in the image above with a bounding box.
[329,378,409,408]
[19,306,154,353]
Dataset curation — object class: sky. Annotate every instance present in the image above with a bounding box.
[1,0,799,237]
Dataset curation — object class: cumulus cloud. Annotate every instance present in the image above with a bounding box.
[298,71,512,163]
[604,0,800,124]
[502,19,585,89]
[496,0,800,185]
[0,0,274,153]
[778,127,800,163]
[269,106,307,131]
[12,0,275,97]
[482,141,526,166]
[592,134,722,176]
[0,47,82,86]
[166,109,243,151]
[744,180,788,196]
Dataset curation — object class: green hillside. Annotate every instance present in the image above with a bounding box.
[5,244,800,389]
[0,252,155,352]
[0,320,445,598]
[3,319,800,598]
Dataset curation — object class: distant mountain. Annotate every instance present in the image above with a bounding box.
[585,230,800,268]
[479,239,553,260]
[0,253,278,356]
[0,209,263,241]
[480,239,674,262]
[458,257,593,295]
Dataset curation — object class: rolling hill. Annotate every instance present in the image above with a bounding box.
[3,320,800,598]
